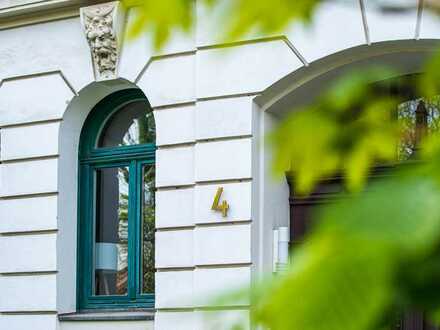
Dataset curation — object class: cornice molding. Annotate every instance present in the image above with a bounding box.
[0,0,111,30]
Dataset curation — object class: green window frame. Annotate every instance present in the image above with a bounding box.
[77,89,156,310]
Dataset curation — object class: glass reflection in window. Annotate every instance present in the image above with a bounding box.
[94,166,129,296]
[398,96,440,160]
[141,165,155,294]
[99,101,155,148]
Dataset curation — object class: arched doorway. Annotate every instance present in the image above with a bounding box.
[253,40,440,330]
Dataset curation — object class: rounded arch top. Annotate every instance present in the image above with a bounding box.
[255,39,440,115]
[61,78,146,139]
[78,88,154,159]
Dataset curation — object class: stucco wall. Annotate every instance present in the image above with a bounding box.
[0,0,439,329]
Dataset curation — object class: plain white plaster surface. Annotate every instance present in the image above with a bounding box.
[196,309,250,330]
[0,274,56,311]
[195,138,252,182]
[0,158,58,197]
[286,1,366,62]
[138,54,195,107]
[155,270,194,308]
[155,309,249,330]
[0,233,56,273]
[194,224,251,265]
[365,0,418,42]
[0,314,57,330]
[0,18,93,91]
[193,266,251,306]
[0,195,57,233]
[196,40,302,98]
[419,9,440,39]
[156,145,195,187]
[0,121,60,160]
[0,73,74,127]
[195,96,253,140]
[156,187,194,228]
[156,229,194,268]
[154,104,195,146]
[154,311,196,330]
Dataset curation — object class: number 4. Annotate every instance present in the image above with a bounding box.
[211,187,229,217]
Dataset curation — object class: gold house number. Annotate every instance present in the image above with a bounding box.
[211,187,229,217]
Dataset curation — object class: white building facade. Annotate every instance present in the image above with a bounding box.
[0,0,439,329]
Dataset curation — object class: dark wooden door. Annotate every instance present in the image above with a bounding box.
[288,176,438,330]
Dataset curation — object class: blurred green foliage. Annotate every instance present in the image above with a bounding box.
[255,51,440,328]
[251,178,440,330]
[123,0,319,48]
[122,1,440,329]
[123,0,194,49]
[270,67,401,194]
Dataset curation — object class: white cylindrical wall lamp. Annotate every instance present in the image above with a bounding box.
[273,226,290,273]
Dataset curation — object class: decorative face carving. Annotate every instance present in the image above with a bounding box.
[81,3,119,80]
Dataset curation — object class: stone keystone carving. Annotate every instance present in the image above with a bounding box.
[80,1,125,81]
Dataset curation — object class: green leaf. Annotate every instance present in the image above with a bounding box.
[220,0,319,41]
[397,251,440,311]
[123,0,322,50]
[271,72,400,195]
[318,176,440,254]
[418,49,440,98]
[246,174,440,330]
[123,0,194,49]
[253,236,394,330]
[270,108,341,195]
[324,66,397,111]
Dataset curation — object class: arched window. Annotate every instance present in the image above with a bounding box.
[78,89,155,309]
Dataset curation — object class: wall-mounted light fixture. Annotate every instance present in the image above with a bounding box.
[273,227,289,273]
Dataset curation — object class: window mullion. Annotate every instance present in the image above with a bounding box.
[82,164,94,305]
[128,160,138,300]
[135,161,143,299]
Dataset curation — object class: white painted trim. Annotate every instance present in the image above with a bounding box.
[57,78,140,314]
[0,0,108,31]
[255,39,440,114]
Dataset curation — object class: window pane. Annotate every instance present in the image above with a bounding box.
[141,165,155,294]
[398,96,440,160]
[94,166,129,296]
[99,101,155,147]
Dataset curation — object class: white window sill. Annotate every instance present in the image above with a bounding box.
[58,309,155,322]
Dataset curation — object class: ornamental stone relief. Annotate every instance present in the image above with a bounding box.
[80,1,124,81]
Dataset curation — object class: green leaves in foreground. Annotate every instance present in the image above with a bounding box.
[123,0,194,49]
[255,237,394,330]
[213,0,319,42]
[257,52,440,330]
[270,67,400,195]
[251,175,440,330]
[123,0,321,49]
